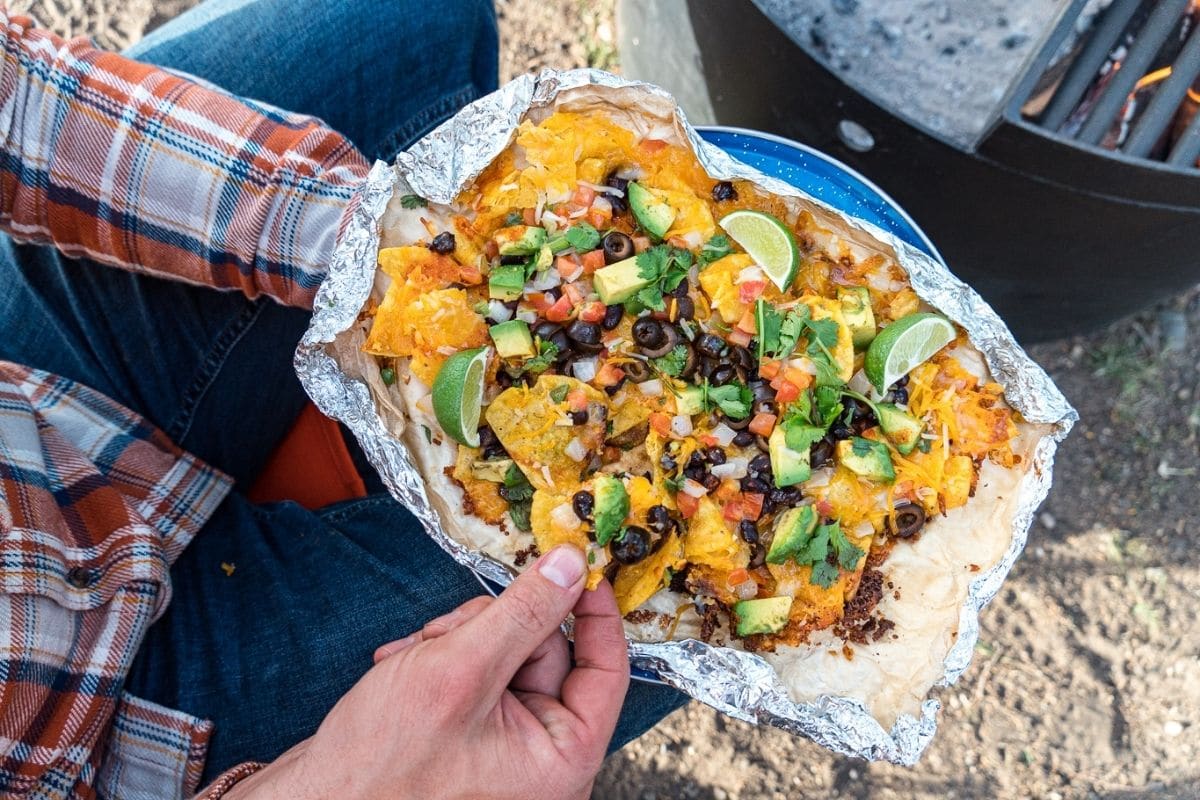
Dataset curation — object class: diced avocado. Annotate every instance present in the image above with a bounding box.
[489,320,534,358]
[839,287,877,350]
[494,225,547,256]
[488,263,526,301]
[627,182,676,239]
[837,437,896,483]
[734,595,794,636]
[532,243,553,272]
[674,384,706,416]
[593,256,652,305]
[765,505,819,565]
[769,427,811,487]
[470,458,514,482]
[593,475,630,546]
[875,403,923,454]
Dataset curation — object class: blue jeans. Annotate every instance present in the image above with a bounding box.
[0,0,686,784]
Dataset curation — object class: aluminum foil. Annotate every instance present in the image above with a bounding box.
[295,68,1076,766]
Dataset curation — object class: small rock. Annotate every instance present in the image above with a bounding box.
[941,45,957,57]
[1048,793,1063,800]
[870,19,901,43]
[832,0,858,15]
[714,789,728,800]
[935,3,950,22]
[1040,512,1057,530]
[1164,720,1185,737]
[1003,33,1030,50]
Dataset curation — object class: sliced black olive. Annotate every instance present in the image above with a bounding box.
[810,437,835,469]
[641,324,681,358]
[696,356,718,380]
[750,379,776,402]
[602,231,635,264]
[622,359,653,383]
[831,422,853,440]
[712,181,738,202]
[726,412,753,431]
[846,398,878,433]
[672,295,696,321]
[646,505,672,535]
[632,317,666,349]
[755,434,771,454]
[710,364,737,386]
[890,503,927,539]
[738,519,759,544]
[696,333,727,359]
[604,376,627,396]
[752,399,777,416]
[602,304,624,330]
[612,526,652,565]
[605,171,630,193]
[669,280,690,298]
[678,341,698,380]
[731,346,755,372]
[566,320,603,353]
[429,232,456,254]
[572,490,595,520]
[733,429,756,447]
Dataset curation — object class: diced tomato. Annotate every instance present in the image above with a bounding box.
[758,360,781,379]
[527,292,554,313]
[566,388,589,412]
[783,366,812,388]
[587,209,610,229]
[815,499,834,517]
[572,185,596,207]
[522,207,537,226]
[728,328,753,348]
[458,265,483,285]
[640,138,668,154]
[774,380,801,404]
[579,301,607,323]
[633,236,653,253]
[604,446,622,462]
[676,491,699,519]
[667,236,690,249]
[738,280,766,304]
[595,361,626,388]
[723,497,744,522]
[742,493,765,521]
[697,433,719,448]
[556,255,581,278]
[649,412,673,438]
[483,240,499,259]
[544,294,573,322]
[562,283,584,305]
[726,568,751,587]
[748,412,777,437]
[736,307,757,334]
[580,249,606,274]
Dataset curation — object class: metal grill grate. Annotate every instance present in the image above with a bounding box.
[1021,0,1200,170]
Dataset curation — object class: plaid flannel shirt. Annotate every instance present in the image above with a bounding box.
[0,9,369,799]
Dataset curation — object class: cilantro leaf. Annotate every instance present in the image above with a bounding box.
[635,245,693,311]
[550,384,569,403]
[698,234,732,266]
[502,463,534,503]
[777,310,807,359]
[652,345,690,377]
[810,559,841,589]
[636,245,672,282]
[707,382,753,420]
[565,222,600,252]
[783,422,825,452]
[755,300,782,362]
[664,474,684,493]
[521,340,559,375]
[814,385,844,428]
[504,210,523,226]
[828,521,866,571]
[400,194,427,209]
[508,502,532,532]
[635,285,666,311]
[805,317,840,355]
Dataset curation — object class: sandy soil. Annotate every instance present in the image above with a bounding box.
[17,1,1198,798]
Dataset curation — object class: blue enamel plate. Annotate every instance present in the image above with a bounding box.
[473,126,944,684]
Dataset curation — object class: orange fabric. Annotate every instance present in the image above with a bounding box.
[248,402,367,509]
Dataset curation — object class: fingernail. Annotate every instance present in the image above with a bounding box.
[384,634,418,655]
[539,545,586,589]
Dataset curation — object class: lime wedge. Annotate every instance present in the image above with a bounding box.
[864,313,956,392]
[431,347,489,446]
[718,210,799,291]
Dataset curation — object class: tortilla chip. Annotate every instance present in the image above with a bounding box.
[613,530,685,616]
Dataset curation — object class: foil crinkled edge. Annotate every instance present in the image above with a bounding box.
[296,68,1076,765]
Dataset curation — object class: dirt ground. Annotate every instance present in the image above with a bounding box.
[17,1,1198,797]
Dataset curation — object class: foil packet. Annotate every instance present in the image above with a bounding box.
[295,68,1076,765]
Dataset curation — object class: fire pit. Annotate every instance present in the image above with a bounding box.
[620,0,1200,341]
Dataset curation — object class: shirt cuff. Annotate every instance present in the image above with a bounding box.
[193,762,266,799]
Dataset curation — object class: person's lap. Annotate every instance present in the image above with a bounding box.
[0,0,687,782]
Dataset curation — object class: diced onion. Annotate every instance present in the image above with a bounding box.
[486,300,514,323]
[853,519,874,538]
[681,231,703,249]
[572,357,598,383]
[515,308,538,324]
[534,194,546,225]
[710,457,748,480]
[733,579,759,600]
[577,180,624,197]
[586,543,610,570]
[565,437,587,462]
[551,502,581,528]
[681,478,708,498]
[806,467,834,489]
[788,356,816,375]
[541,464,554,488]
[542,210,565,230]
[711,423,737,447]
[565,266,585,283]
[436,345,457,356]
[529,269,561,291]
[671,414,694,437]
[849,369,873,395]
[592,196,613,216]
[568,207,588,219]
[639,379,664,397]
[737,265,765,284]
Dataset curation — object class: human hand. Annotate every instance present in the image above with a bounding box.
[225,545,629,800]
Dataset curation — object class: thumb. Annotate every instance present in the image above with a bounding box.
[449,545,588,695]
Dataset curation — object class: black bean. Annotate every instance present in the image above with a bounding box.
[632,317,666,349]
[659,453,677,471]
[749,454,772,474]
[895,374,910,388]
[750,379,775,402]
[810,437,835,469]
[605,172,630,193]
[478,426,497,447]
[712,181,738,202]
[696,334,726,359]
[733,429,756,447]
[496,371,514,389]
[602,231,635,264]
[570,409,588,425]
[749,543,767,568]
[740,475,769,494]
[602,304,624,330]
[892,387,909,405]
[429,231,456,255]
[710,364,736,386]
[669,280,690,298]
[701,472,722,492]
[768,486,802,505]
[566,320,602,352]
[533,321,562,341]
[731,346,755,371]
[673,295,696,321]
[572,490,595,520]
[683,464,706,482]
[548,330,571,355]
[705,447,727,465]
[831,423,853,441]
[738,519,760,544]
[752,399,776,416]
[646,504,672,534]
[612,526,652,565]
[687,451,708,470]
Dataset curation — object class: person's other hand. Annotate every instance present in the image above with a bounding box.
[226,545,629,800]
